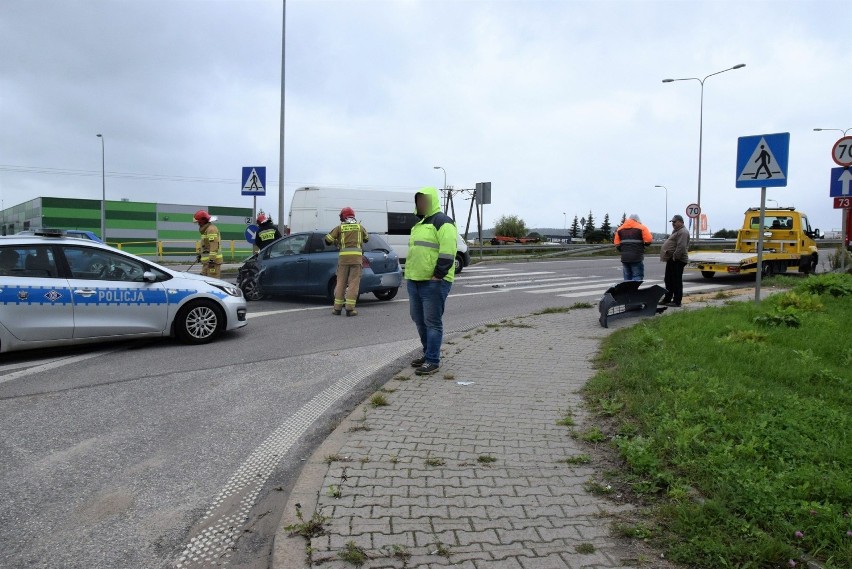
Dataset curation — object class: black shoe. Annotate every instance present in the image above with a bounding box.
[345,309,358,317]
[660,297,672,305]
[410,356,425,367]
[665,301,681,307]
[415,363,440,376]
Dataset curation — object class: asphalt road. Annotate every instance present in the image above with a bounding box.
[0,257,753,569]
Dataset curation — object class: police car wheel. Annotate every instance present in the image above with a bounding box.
[175,300,223,344]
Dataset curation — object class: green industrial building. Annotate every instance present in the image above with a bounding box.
[0,197,255,259]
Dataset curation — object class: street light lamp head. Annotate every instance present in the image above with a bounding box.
[733,63,746,69]
[433,166,440,169]
[96,134,102,138]
[662,79,674,83]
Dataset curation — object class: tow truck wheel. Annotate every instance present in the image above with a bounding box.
[701,271,715,279]
[761,262,775,278]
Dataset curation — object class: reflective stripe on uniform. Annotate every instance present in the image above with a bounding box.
[619,239,644,244]
[413,240,439,249]
[438,253,454,260]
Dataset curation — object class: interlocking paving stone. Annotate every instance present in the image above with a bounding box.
[303,310,647,567]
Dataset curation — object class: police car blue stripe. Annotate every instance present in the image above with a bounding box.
[0,286,74,306]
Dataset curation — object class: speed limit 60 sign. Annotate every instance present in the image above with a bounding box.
[832,136,852,167]
[685,203,701,218]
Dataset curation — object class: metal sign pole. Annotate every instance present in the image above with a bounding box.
[755,187,767,302]
[842,207,848,271]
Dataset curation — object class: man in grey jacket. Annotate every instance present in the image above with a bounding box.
[660,215,689,307]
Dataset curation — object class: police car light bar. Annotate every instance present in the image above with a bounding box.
[33,228,65,237]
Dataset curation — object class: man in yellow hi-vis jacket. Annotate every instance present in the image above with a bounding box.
[194,210,223,278]
[325,207,369,316]
[405,187,457,376]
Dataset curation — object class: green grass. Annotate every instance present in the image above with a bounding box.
[584,274,852,569]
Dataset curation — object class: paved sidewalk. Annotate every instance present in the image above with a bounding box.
[273,301,659,569]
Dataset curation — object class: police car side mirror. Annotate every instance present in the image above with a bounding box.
[142,271,158,283]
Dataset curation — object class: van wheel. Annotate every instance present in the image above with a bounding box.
[374,288,398,301]
[701,271,715,279]
[454,255,464,274]
[175,300,223,344]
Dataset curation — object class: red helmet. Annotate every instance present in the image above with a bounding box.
[340,207,356,220]
[256,212,269,224]
[194,210,211,223]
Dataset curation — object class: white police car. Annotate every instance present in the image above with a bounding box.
[0,230,247,353]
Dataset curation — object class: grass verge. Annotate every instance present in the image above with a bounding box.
[584,273,852,568]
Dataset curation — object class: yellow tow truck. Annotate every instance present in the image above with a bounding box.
[688,207,820,279]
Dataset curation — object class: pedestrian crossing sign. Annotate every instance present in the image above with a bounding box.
[241,166,266,196]
[736,133,789,188]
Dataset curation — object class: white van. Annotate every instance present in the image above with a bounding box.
[289,187,471,273]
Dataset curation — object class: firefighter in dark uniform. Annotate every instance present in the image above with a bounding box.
[253,211,282,253]
[194,210,223,278]
[324,207,368,316]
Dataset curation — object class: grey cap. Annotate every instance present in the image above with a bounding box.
[670,214,684,222]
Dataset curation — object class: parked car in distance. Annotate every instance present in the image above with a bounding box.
[237,232,402,302]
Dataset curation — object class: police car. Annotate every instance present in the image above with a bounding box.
[0,230,247,353]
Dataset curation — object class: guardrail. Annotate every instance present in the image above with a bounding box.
[109,240,254,262]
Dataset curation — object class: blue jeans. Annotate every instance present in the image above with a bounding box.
[407,279,452,365]
[622,261,644,282]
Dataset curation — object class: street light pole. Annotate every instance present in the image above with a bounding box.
[432,166,446,190]
[96,134,105,241]
[813,127,852,136]
[654,185,668,235]
[563,212,567,237]
[663,63,746,240]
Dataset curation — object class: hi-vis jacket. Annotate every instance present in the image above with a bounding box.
[325,222,369,265]
[613,218,653,264]
[254,221,282,251]
[199,222,223,264]
[404,187,457,283]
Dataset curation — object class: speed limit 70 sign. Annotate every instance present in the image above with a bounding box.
[685,203,701,218]
[832,136,852,167]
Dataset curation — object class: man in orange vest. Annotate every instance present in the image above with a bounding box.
[325,207,369,316]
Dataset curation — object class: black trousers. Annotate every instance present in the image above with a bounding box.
[664,260,686,303]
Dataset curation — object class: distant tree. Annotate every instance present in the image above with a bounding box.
[494,215,527,238]
[584,211,596,234]
[584,229,608,244]
[712,228,738,238]
[570,215,580,238]
[620,212,627,226]
[600,213,612,240]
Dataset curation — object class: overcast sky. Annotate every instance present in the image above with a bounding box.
[1,0,849,235]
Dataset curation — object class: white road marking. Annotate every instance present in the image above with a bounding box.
[527,279,661,294]
[461,275,600,288]
[0,348,121,385]
[455,271,553,280]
